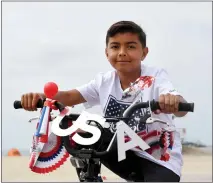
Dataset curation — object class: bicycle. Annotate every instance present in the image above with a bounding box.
[13,81,194,182]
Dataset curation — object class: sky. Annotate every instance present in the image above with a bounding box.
[2,2,212,152]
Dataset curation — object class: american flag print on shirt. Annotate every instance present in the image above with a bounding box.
[104,95,151,133]
[105,95,151,133]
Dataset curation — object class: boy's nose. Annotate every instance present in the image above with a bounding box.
[118,49,127,57]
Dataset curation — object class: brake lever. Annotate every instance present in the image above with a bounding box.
[28,117,40,123]
[146,117,169,125]
[105,117,132,122]
[28,113,57,123]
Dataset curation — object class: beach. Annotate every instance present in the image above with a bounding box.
[2,147,212,182]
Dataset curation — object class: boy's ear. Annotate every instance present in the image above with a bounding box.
[141,47,149,60]
[105,48,108,58]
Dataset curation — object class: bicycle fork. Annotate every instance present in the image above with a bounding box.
[70,157,103,182]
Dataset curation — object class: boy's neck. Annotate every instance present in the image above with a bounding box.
[117,69,141,90]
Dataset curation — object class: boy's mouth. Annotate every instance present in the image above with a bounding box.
[117,61,131,63]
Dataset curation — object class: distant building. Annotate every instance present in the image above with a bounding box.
[176,128,186,143]
[172,115,186,143]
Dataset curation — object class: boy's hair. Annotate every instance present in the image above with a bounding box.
[106,21,146,48]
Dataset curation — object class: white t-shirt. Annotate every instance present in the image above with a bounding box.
[76,63,183,177]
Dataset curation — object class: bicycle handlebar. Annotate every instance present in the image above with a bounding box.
[13,99,65,112]
[13,99,194,115]
[13,99,194,159]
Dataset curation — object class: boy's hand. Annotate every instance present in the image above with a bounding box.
[154,94,187,117]
[21,93,44,111]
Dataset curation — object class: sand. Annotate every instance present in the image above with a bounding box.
[2,152,212,182]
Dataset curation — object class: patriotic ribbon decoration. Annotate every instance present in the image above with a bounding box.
[125,129,174,161]
[29,82,70,174]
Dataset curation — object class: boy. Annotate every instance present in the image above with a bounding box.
[21,21,187,182]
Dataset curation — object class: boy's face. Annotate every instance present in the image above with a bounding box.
[105,32,148,73]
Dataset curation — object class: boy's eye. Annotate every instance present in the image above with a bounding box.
[111,45,119,49]
[128,45,136,49]
[110,44,136,49]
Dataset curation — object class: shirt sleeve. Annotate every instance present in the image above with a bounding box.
[154,68,181,98]
[75,74,102,109]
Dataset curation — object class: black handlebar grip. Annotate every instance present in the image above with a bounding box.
[13,101,23,109]
[54,101,65,112]
[13,99,44,109]
[150,100,194,112]
[178,102,194,112]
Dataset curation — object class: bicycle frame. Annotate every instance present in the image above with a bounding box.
[13,77,194,182]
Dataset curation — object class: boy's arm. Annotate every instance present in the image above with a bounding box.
[39,89,86,107]
[22,75,101,111]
